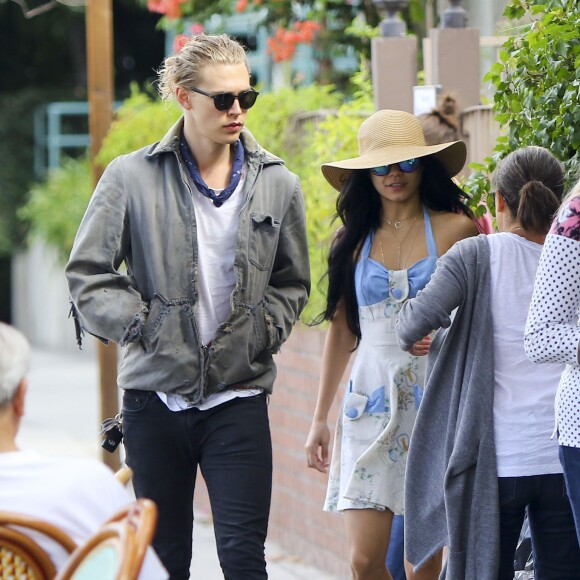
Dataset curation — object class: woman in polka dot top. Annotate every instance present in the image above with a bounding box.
[525,179,580,547]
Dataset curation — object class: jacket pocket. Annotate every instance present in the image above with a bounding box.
[141,294,166,346]
[249,213,281,271]
[118,294,200,392]
[141,294,196,355]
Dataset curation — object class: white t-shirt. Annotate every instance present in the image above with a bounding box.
[157,166,261,412]
[192,175,247,347]
[488,233,563,477]
[0,451,167,578]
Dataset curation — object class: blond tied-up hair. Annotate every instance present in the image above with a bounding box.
[157,33,250,102]
[0,323,30,406]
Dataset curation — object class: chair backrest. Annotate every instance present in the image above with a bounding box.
[0,526,56,579]
[0,512,77,580]
[114,465,133,486]
[55,499,157,580]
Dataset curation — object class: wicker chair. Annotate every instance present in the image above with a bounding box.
[0,513,77,580]
[55,499,157,580]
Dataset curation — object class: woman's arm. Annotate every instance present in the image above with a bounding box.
[396,238,473,351]
[305,300,356,473]
[525,197,580,366]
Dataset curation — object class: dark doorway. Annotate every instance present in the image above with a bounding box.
[0,258,11,323]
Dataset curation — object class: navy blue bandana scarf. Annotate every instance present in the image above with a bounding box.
[179,131,245,208]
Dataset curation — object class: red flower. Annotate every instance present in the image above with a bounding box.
[173,34,190,53]
[267,35,297,63]
[147,0,164,14]
[146,0,188,20]
[266,20,321,63]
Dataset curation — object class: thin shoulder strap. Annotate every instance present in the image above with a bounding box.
[423,206,438,257]
[362,231,374,260]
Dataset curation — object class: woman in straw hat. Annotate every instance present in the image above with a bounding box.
[305,109,478,579]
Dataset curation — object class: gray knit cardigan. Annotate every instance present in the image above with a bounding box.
[396,234,499,579]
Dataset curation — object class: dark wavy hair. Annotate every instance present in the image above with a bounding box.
[313,156,472,346]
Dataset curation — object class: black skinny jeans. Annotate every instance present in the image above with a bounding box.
[497,473,580,579]
[122,390,272,580]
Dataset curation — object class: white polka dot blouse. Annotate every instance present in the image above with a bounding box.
[525,196,580,448]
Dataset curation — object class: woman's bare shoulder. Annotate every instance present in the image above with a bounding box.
[430,210,479,254]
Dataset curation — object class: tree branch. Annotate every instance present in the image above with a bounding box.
[5,0,86,19]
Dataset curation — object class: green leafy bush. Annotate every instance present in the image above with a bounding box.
[290,69,373,322]
[466,0,580,213]
[18,157,92,260]
[0,87,64,257]
[97,88,181,166]
[244,83,341,164]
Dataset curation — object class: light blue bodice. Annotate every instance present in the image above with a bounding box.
[355,206,438,306]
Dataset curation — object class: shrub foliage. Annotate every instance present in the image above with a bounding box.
[466,0,580,213]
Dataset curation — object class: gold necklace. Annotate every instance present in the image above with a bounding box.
[378,216,420,269]
[383,212,421,230]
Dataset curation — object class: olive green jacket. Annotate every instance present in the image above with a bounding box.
[66,118,310,403]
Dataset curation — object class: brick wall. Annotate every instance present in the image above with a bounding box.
[194,323,350,577]
[268,324,349,577]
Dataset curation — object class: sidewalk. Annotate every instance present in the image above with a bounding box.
[19,346,338,579]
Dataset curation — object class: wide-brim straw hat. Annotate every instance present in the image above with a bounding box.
[321,109,467,191]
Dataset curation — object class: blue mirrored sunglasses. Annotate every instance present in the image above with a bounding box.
[370,158,420,176]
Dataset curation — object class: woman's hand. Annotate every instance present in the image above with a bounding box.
[409,335,431,357]
[305,420,331,473]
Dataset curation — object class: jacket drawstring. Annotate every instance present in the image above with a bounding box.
[68,301,84,349]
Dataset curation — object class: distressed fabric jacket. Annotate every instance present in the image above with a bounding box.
[65,118,310,404]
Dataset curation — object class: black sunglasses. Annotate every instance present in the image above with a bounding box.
[189,87,259,111]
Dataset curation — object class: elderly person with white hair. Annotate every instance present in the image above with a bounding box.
[0,323,166,578]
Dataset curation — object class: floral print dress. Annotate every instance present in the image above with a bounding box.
[324,207,438,514]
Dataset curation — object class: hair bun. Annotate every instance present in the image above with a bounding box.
[440,94,458,117]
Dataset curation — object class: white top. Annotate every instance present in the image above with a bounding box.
[0,451,167,578]
[192,176,247,347]
[525,198,580,448]
[157,165,261,412]
[489,233,563,476]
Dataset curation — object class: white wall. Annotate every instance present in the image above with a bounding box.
[12,238,95,354]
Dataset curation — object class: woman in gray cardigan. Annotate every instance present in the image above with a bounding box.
[396,146,580,579]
